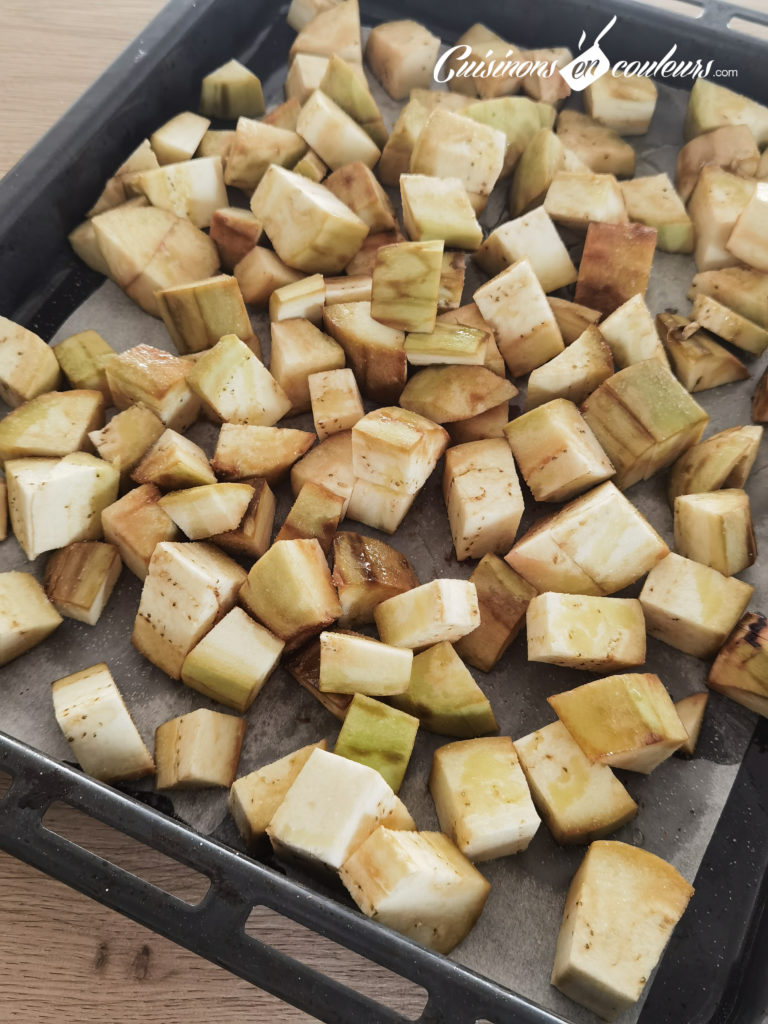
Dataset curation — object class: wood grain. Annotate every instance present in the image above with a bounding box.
[0,3,423,1019]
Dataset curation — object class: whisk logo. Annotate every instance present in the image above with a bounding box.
[560,17,616,91]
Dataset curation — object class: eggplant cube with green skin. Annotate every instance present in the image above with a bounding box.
[0,572,61,666]
[199,58,265,119]
[548,673,688,774]
[105,344,200,432]
[319,55,387,148]
[270,319,345,414]
[474,259,564,377]
[691,293,768,358]
[319,632,413,696]
[187,335,291,426]
[620,173,693,254]
[275,481,346,553]
[323,301,406,405]
[331,532,419,627]
[352,405,449,496]
[391,641,497,737]
[505,481,669,597]
[224,118,306,192]
[656,313,748,393]
[687,166,755,272]
[584,73,657,135]
[228,740,328,847]
[551,841,694,1021]
[463,95,548,176]
[0,316,60,408]
[504,398,614,503]
[443,439,524,561]
[101,484,180,580]
[155,708,245,790]
[126,157,228,230]
[475,207,577,293]
[269,274,325,324]
[684,76,768,146]
[430,737,539,861]
[508,128,564,218]
[340,827,490,955]
[182,606,284,712]
[398,366,517,424]
[688,267,768,332]
[574,222,657,317]
[7,453,119,561]
[365,19,440,100]
[44,542,122,626]
[324,162,396,233]
[151,111,209,164]
[640,552,754,660]
[0,389,106,466]
[708,612,768,718]
[676,693,709,756]
[598,294,668,370]
[676,125,760,205]
[155,275,253,355]
[527,593,646,672]
[410,108,506,214]
[290,430,354,513]
[53,330,114,400]
[371,240,443,335]
[454,555,536,673]
[404,324,487,368]
[296,90,380,171]
[334,693,419,792]
[525,325,614,411]
[555,110,635,178]
[675,485,753,577]
[158,483,253,541]
[581,359,709,490]
[267,746,405,873]
[88,404,165,485]
[51,663,155,783]
[346,478,416,535]
[251,166,368,275]
[239,538,341,649]
[667,425,763,504]
[308,368,364,440]
[209,208,263,272]
[132,429,216,491]
[543,172,627,233]
[374,579,480,650]
[399,175,482,251]
[514,722,637,846]
[132,541,246,679]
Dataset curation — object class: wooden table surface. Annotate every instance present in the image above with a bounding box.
[0,2,422,1020]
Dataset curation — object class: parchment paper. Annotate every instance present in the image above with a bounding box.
[0,46,765,1024]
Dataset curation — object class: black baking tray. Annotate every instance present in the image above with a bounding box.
[1,0,767,1021]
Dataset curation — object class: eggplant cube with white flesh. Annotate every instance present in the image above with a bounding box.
[574,221,657,317]
[308,368,364,439]
[0,389,106,465]
[687,166,755,272]
[274,481,346,553]
[543,172,627,233]
[53,330,114,400]
[132,541,246,679]
[584,72,657,135]
[7,453,119,561]
[270,318,345,413]
[551,841,693,1021]
[182,606,284,713]
[105,344,200,432]
[44,542,122,626]
[525,324,614,410]
[158,483,254,541]
[657,312,748,392]
[399,174,482,251]
[639,552,754,660]
[374,579,480,649]
[429,737,540,861]
[555,111,635,178]
[667,424,763,504]
[708,612,768,718]
[239,537,341,649]
[155,275,253,355]
[619,173,693,254]
[199,58,265,119]
[269,274,325,324]
[684,76,768,146]
[598,293,669,370]
[296,89,381,171]
[442,439,524,561]
[132,429,216,491]
[126,156,228,230]
[0,572,62,667]
[548,673,688,774]
[474,206,577,293]
[88,404,165,485]
[675,693,709,756]
[527,593,646,672]
[365,18,441,100]
[690,293,768,357]
[318,631,413,697]
[675,125,759,204]
[322,300,407,404]
[503,399,614,503]
[225,118,307,192]
[514,721,637,846]
[340,827,490,955]
[0,316,61,407]
[674,489,756,577]
[101,484,180,581]
[209,207,263,271]
[52,663,155,783]
[352,405,448,495]
[187,335,291,425]
[324,162,396,233]
[371,240,444,335]
[581,359,709,490]
[155,708,245,789]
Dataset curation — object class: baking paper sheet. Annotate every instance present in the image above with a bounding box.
[0,49,765,1024]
